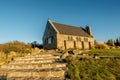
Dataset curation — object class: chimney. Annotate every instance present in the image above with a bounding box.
[86,26,92,36]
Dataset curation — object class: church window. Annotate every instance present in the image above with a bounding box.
[48,36,53,44]
[84,37,88,42]
[68,36,73,41]
[76,37,81,41]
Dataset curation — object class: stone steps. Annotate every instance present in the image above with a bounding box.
[24,54,58,58]
[0,52,66,80]
[7,77,64,80]
[1,63,66,69]
[9,59,54,64]
[14,55,60,60]
[7,70,65,77]
[0,67,66,72]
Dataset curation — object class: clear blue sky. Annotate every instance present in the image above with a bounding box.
[0,0,120,44]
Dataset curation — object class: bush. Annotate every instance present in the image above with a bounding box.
[0,41,31,53]
[0,41,32,65]
[95,43,109,49]
[0,52,6,64]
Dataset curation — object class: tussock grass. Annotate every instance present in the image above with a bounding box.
[90,49,120,56]
[66,49,120,80]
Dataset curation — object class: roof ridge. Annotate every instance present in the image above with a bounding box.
[48,19,59,33]
[52,21,82,28]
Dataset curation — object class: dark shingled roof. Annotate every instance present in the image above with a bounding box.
[52,22,90,37]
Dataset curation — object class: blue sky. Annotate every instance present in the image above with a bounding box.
[0,0,120,44]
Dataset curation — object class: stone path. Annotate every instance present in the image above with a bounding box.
[0,52,66,80]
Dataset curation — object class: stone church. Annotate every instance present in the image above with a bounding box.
[43,19,94,50]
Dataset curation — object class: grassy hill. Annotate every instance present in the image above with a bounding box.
[66,49,120,80]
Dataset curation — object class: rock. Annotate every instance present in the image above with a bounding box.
[47,50,56,54]
[73,49,82,55]
[39,49,45,52]
[8,51,17,57]
[61,51,69,59]
[31,48,40,55]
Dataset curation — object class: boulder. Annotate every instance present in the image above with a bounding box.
[72,49,82,55]
[31,48,41,54]
[61,51,69,59]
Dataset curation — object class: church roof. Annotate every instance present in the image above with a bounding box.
[51,21,91,37]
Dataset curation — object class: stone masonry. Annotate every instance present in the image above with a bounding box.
[43,19,94,50]
[0,52,66,80]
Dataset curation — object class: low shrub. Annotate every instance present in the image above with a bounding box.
[95,43,109,49]
[0,41,31,54]
[0,41,32,65]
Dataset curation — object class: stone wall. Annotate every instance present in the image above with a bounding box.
[43,22,57,49]
[57,34,94,50]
